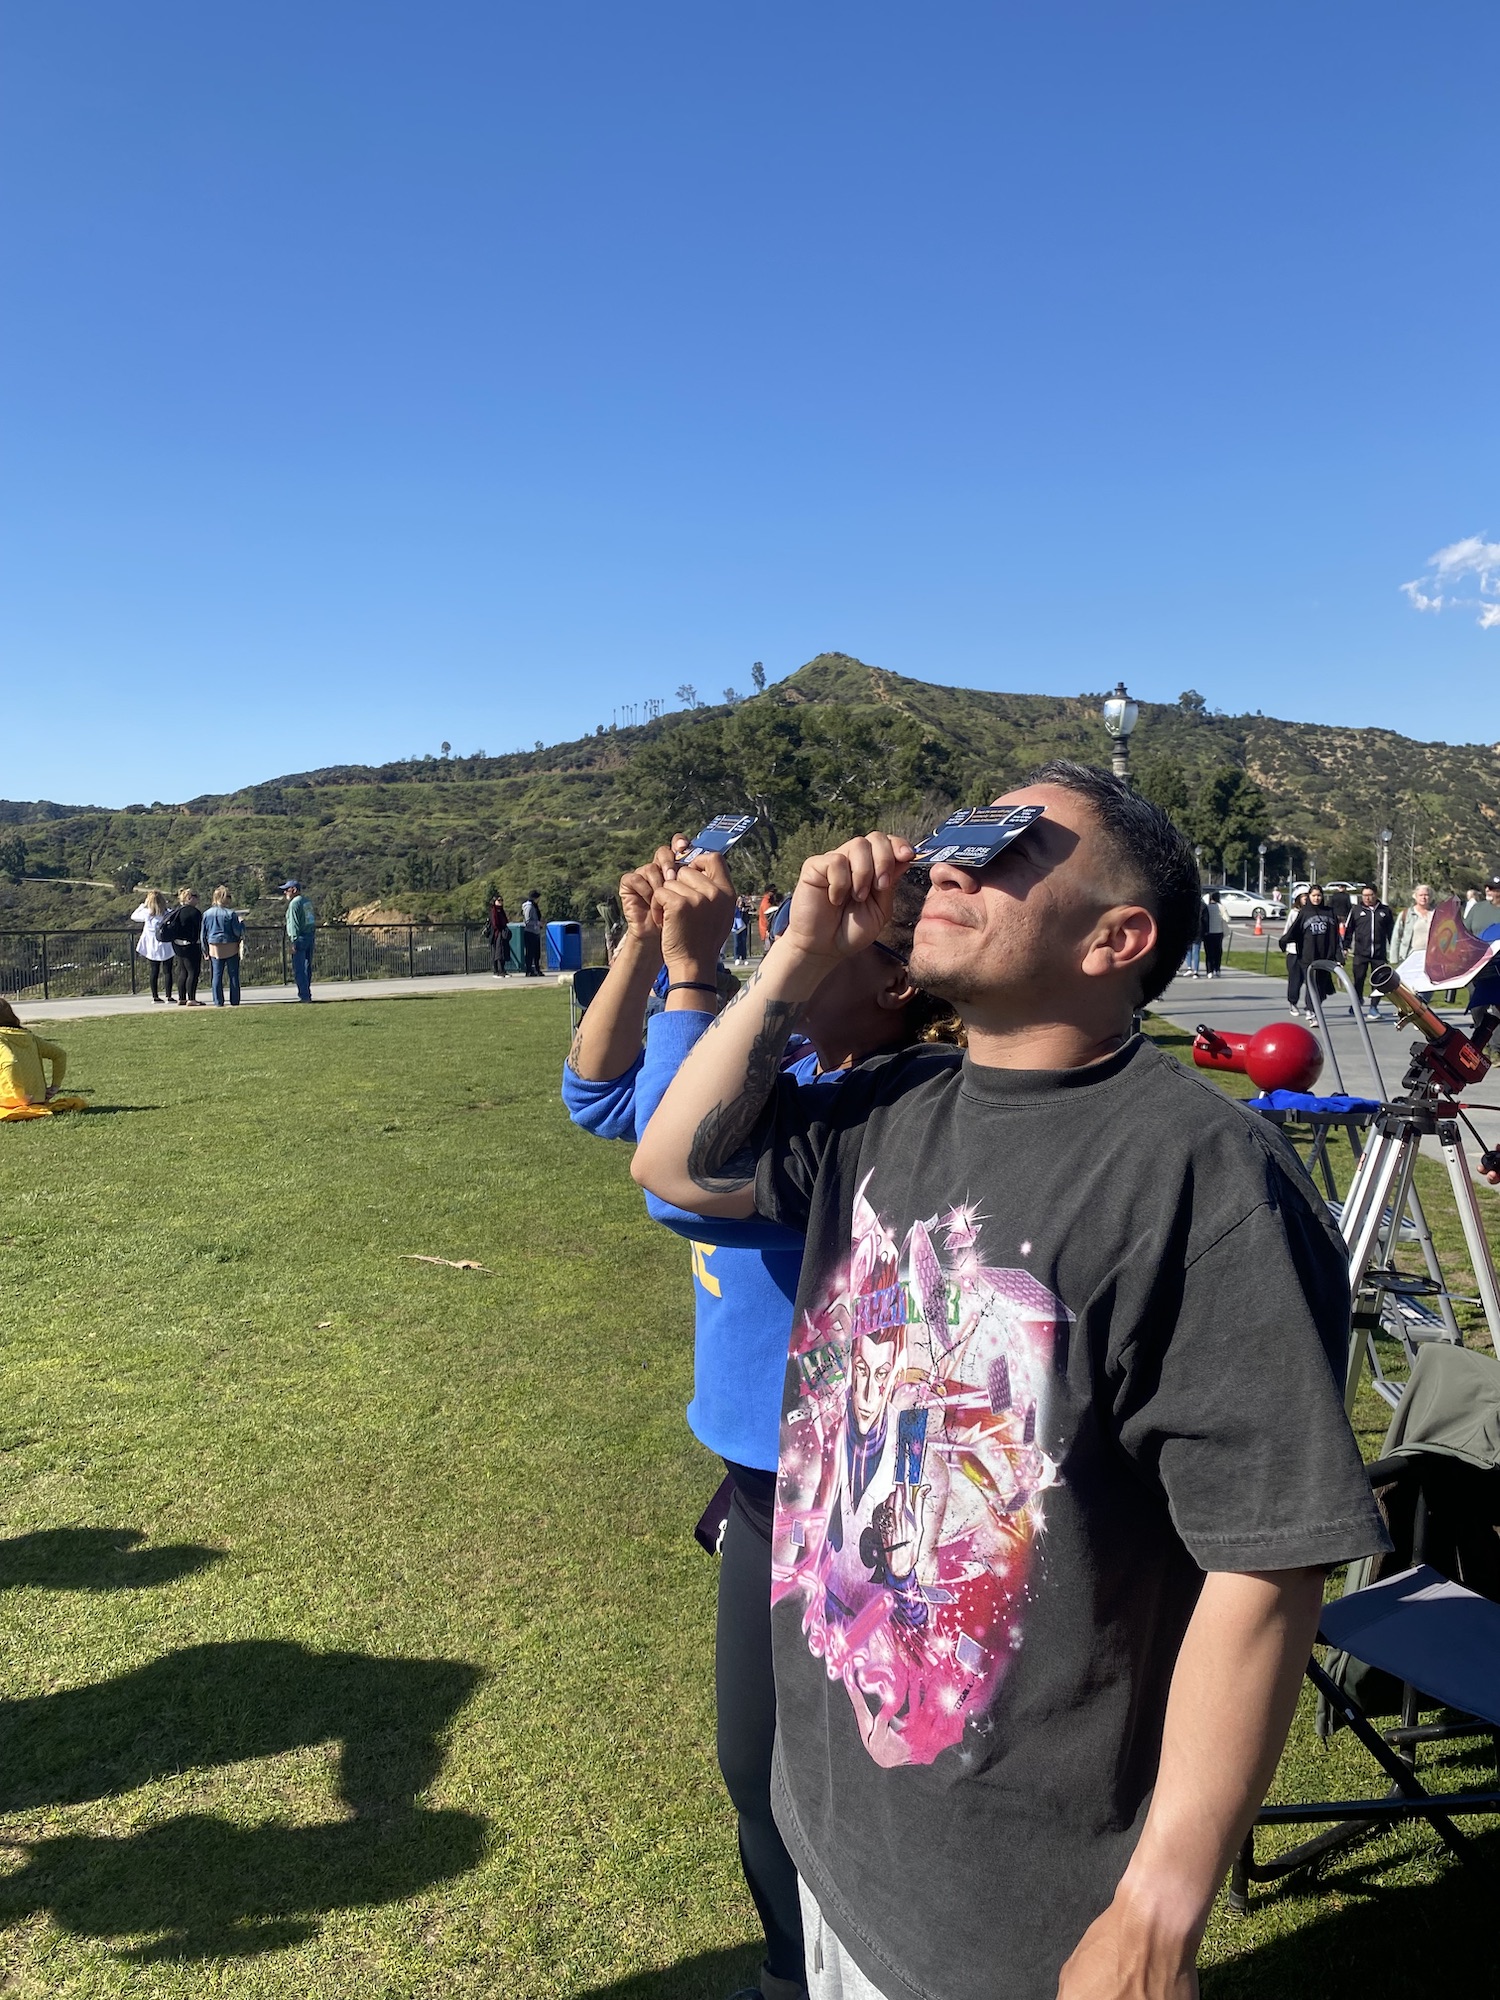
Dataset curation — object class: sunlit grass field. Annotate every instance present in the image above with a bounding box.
[0,993,1493,1997]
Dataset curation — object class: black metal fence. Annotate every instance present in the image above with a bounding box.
[0,924,609,1003]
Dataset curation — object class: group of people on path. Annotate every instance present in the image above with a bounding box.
[563,768,1388,2000]
[485,892,545,976]
[1277,875,1500,1024]
[131,881,316,1007]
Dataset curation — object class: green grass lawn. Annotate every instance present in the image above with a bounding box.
[0,996,1494,1998]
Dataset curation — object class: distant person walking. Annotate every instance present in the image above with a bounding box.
[1281,884,1341,1019]
[1278,891,1308,1015]
[0,998,88,1119]
[731,895,750,964]
[163,889,205,1006]
[202,886,246,1007]
[1344,884,1394,1020]
[282,880,316,1001]
[488,894,511,976]
[131,889,177,1004]
[1201,889,1227,976]
[520,891,543,977]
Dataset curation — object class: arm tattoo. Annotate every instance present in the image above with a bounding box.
[686,997,803,1193]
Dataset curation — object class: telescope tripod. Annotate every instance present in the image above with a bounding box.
[1340,1073,1500,1414]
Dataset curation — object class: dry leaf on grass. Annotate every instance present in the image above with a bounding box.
[403,1254,490,1272]
[315,1321,333,1329]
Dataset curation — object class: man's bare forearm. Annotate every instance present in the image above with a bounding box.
[632,946,834,1216]
[1057,1566,1324,1995]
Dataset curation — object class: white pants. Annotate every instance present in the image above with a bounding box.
[799,1880,895,2000]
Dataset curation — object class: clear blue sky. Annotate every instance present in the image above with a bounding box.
[4,2,1497,806]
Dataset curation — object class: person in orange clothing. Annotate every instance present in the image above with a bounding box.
[756,883,779,945]
[0,999,88,1120]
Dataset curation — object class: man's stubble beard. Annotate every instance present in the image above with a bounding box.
[906,942,989,1008]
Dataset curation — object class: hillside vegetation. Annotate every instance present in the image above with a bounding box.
[5,654,1499,930]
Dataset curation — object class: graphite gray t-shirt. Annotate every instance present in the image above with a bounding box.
[753,1034,1386,2000]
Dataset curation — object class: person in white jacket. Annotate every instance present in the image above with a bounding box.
[130,890,176,1004]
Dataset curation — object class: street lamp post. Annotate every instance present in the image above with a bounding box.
[1193,844,1204,885]
[1257,842,1268,899]
[1380,827,1392,907]
[1100,682,1140,786]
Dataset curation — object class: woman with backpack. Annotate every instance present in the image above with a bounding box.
[163,888,206,1006]
[130,889,177,1004]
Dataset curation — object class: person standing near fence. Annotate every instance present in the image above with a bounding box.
[164,889,205,1006]
[202,887,246,1008]
[1201,887,1227,976]
[130,889,177,1004]
[520,890,543,977]
[488,893,511,976]
[281,880,316,1001]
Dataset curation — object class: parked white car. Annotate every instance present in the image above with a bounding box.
[1214,888,1285,922]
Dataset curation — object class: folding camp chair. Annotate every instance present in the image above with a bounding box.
[568,967,609,1040]
[1230,1346,1500,1909]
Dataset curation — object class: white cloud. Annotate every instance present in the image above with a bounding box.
[1403,534,1500,628]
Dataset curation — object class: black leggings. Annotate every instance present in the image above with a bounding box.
[717,1465,805,1987]
[148,958,176,1002]
[173,944,201,1003]
[1203,933,1224,975]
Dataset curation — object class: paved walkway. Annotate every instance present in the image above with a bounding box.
[10,972,565,1025]
[1151,963,1500,1171]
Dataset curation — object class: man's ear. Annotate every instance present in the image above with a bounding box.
[1081,905,1156,982]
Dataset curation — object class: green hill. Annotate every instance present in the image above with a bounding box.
[4,653,1499,931]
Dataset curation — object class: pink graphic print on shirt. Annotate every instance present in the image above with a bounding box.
[773,1175,1072,1768]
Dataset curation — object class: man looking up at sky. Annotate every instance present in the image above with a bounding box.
[633,762,1386,2000]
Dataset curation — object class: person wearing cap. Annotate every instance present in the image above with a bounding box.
[281,881,316,1001]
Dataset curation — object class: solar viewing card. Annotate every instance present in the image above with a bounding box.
[683,813,757,860]
[913,803,1045,870]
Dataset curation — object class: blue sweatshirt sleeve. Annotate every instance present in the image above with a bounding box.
[560,1048,645,1141]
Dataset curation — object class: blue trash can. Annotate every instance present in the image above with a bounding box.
[545,921,583,972]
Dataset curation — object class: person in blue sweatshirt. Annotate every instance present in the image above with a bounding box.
[562,838,960,2000]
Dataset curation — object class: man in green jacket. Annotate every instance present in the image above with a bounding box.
[281,880,316,1001]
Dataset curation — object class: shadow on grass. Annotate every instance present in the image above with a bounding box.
[1209,1828,1500,1998]
[0,1639,487,1959]
[579,1943,763,2000]
[0,1527,222,1592]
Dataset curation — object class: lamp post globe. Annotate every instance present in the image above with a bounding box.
[1100,682,1140,785]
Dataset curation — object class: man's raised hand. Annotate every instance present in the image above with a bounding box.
[784,834,915,963]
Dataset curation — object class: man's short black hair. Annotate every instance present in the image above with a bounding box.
[1017,760,1202,1006]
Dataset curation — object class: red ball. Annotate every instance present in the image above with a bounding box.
[1243,1021,1324,1094]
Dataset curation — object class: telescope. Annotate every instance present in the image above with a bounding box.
[1369,965,1497,1097]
